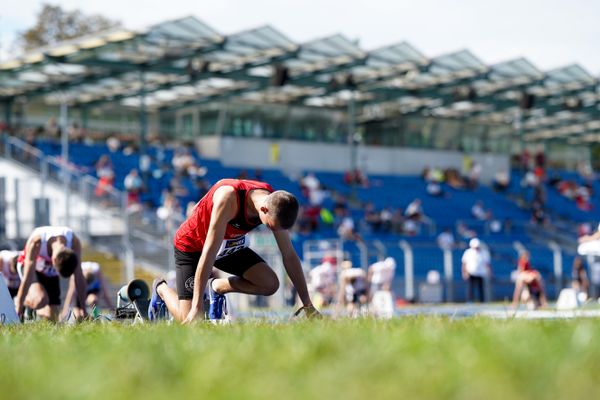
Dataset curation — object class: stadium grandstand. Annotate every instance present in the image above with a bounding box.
[1,15,599,306]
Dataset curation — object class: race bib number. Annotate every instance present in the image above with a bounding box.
[36,261,58,277]
[216,236,249,260]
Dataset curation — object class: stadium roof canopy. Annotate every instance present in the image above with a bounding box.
[1,16,599,144]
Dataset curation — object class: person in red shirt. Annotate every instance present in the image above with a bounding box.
[149,179,319,322]
[511,251,548,309]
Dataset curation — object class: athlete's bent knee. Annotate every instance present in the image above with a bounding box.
[260,275,280,296]
[25,290,49,309]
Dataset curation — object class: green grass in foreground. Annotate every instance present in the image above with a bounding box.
[1,317,599,400]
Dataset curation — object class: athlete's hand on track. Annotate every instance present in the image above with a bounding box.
[294,304,322,319]
[72,307,88,322]
[182,307,203,324]
[14,298,23,320]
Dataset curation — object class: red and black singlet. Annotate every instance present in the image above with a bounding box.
[174,179,273,252]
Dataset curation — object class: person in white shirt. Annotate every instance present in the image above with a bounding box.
[308,261,338,306]
[368,257,396,292]
[461,238,491,302]
[577,223,600,256]
[338,261,369,315]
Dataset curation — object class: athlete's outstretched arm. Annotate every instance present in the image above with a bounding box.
[71,236,88,319]
[14,236,41,318]
[183,187,236,323]
[273,230,317,314]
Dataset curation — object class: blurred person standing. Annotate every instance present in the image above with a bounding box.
[461,238,491,302]
[571,256,589,297]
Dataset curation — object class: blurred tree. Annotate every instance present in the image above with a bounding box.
[17,3,121,51]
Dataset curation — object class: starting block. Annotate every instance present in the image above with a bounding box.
[0,279,19,325]
[556,288,580,310]
[115,279,151,322]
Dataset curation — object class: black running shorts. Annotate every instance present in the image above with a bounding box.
[174,247,265,300]
[36,272,61,306]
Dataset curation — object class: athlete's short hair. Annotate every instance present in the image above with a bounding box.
[54,248,78,278]
[266,190,299,230]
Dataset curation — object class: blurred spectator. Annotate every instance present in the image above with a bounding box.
[533,184,546,207]
[405,198,424,220]
[343,169,369,188]
[172,147,196,175]
[368,257,396,293]
[571,256,589,297]
[511,251,548,309]
[521,149,531,170]
[337,215,360,241]
[169,174,190,199]
[437,228,456,251]
[402,218,419,236]
[534,148,545,168]
[338,261,369,316]
[466,162,481,190]
[391,209,405,235]
[124,169,143,211]
[380,207,393,233]
[363,202,382,232]
[95,154,113,178]
[308,260,338,307]
[461,238,491,302]
[45,117,59,137]
[300,172,320,196]
[531,203,549,226]
[426,166,445,183]
[457,222,477,240]
[94,155,114,203]
[471,200,492,221]
[157,190,182,232]
[426,181,445,197]
[446,168,465,189]
[533,165,545,183]
[521,170,539,188]
[493,169,510,192]
[106,136,121,153]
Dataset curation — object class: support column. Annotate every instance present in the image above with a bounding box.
[3,100,13,128]
[139,71,149,185]
[348,92,357,200]
[81,106,89,130]
[139,70,148,157]
[60,100,71,227]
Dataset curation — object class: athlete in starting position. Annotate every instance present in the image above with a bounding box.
[149,179,319,322]
[14,226,88,321]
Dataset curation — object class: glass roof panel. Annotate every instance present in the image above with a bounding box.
[545,64,596,87]
[431,49,485,73]
[145,16,221,44]
[367,42,427,67]
[488,58,542,81]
